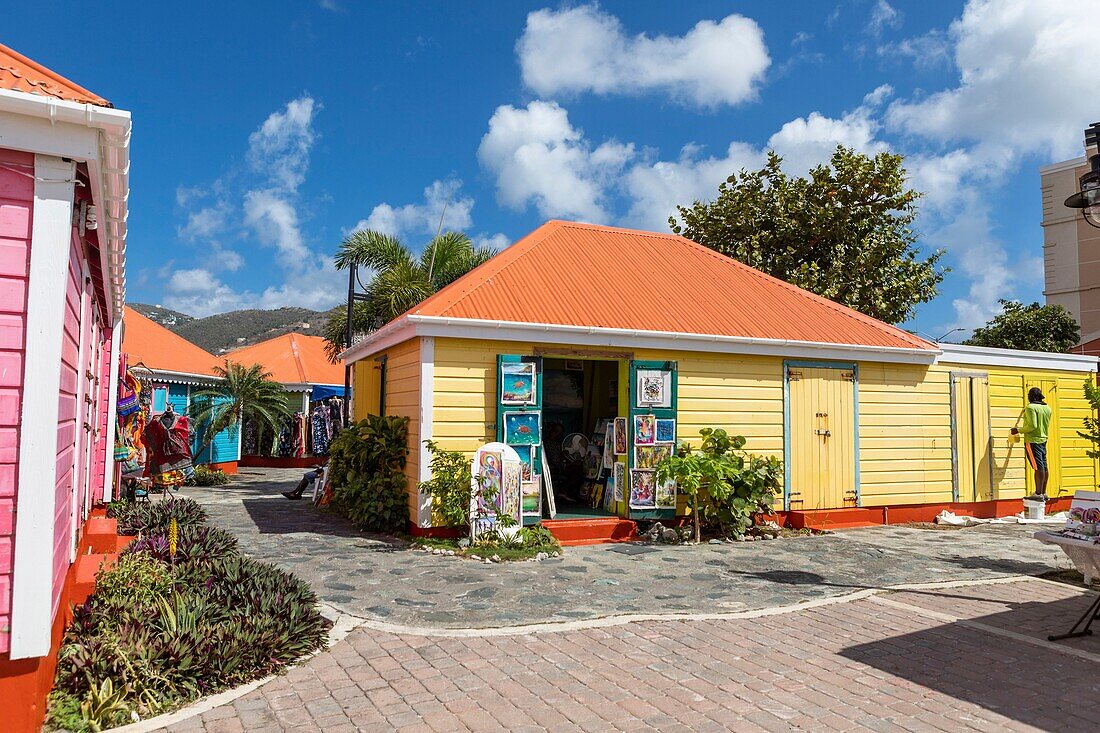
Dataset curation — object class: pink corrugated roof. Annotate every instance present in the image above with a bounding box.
[410,220,934,351]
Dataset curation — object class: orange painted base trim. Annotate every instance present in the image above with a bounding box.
[543,517,637,545]
[781,496,1075,531]
[239,455,322,469]
[204,460,238,475]
[0,504,124,733]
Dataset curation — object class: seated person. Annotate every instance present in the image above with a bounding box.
[282,460,328,500]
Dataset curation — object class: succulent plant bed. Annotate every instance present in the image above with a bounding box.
[48,498,329,732]
[414,524,563,563]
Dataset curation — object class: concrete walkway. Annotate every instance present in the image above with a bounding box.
[179,468,1075,629]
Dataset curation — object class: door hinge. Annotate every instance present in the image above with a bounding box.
[787,370,802,382]
[842,371,855,382]
[815,429,831,437]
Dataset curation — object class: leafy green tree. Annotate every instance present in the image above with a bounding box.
[672,146,946,324]
[964,300,1080,352]
[323,230,496,361]
[189,360,291,459]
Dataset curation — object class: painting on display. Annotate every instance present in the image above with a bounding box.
[513,445,534,480]
[584,444,603,479]
[655,479,676,509]
[629,469,656,509]
[605,469,617,511]
[503,411,541,445]
[655,418,676,444]
[1066,490,1100,531]
[613,417,628,455]
[501,362,537,405]
[603,423,616,469]
[634,414,656,446]
[473,450,503,534]
[635,444,672,470]
[613,461,625,502]
[522,476,541,516]
[502,460,522,523]
[636,369,672,408]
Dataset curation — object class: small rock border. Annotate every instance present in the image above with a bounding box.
[414,544,562,564]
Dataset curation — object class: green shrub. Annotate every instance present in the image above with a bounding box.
[107,497,208,535]
[49,504,328,732]
[656,429,782,541]
[329,415,409,533]
[418,440,472,528]
[517,523,557,548]
[187,465,230,486]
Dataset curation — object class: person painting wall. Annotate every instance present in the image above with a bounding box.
[1012,387,1053,500]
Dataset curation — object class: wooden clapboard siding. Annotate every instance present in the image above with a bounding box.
[350,337,421,513]
[857,362,953,506]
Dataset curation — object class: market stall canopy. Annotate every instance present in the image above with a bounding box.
[122,306,223,378]
[344,220,936,363]
[227,332,344,387]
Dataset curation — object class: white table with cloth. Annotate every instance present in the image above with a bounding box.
[1034,530,1100,640]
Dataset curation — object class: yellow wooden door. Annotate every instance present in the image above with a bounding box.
[788,366,857,510]
[951,374,992,502]
[1023,378,1059,494]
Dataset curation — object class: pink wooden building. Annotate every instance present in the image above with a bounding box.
[0,43,130,729]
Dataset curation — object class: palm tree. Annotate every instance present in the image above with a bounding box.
[323,230,496,361]
[189,360,292,460]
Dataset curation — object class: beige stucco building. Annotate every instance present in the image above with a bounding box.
[1041,155,1100,354]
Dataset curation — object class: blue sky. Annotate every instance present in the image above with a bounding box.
[6,1,1097,338]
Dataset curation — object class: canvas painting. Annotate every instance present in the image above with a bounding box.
[634,414,656,445]
[655,479,676,509]
[502,460,522,523]
[613,461,625,502]
[473,450,503,534]
[501,362,537,405]
[605,470,616,510]
[1066,490,1100,531]
[636,369,672,408]
[504,411,541,445]
[584,444,603,479]
[614,417,628,455]
[522,477,541,515]
[655,418,676,444]
[603,423,616,469]
[635,446,657,470]
[513,445,534,480]
[629,469,656,508]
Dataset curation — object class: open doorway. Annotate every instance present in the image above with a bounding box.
[541,358,619,518]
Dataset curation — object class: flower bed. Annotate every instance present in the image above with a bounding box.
[414,524,563,563]
[48,498,329,732]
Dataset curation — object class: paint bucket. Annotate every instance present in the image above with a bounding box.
[1023,499,1046,521]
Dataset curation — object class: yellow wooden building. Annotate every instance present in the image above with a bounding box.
[343,221,1099,530]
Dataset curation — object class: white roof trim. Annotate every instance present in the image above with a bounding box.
[1040,156,1086,176]
[142,367,221,386]
[0,87,130,326]
[937,343,1098,373]
[342,315,940,366]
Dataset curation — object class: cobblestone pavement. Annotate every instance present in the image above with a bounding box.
[179,469,1076,628]
[153,577,1100,732]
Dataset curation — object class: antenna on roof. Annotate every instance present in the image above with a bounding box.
[426,196,451,282]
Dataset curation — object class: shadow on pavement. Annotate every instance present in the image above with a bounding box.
[839,594,1100,729]
[241,497,387,541]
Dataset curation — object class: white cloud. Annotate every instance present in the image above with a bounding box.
[179,202,231,240]
[516,5,770,108]
[472,232,511,251]
[243,189,311,267]
[247,96,317,192]
[886,0,1100,161]
[354,179,474,238]
[867,0,902,37]
[478,101,633,222]
[877,29,951,70]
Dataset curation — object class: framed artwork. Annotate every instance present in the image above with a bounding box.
[636,369,672,408]
[614,461,625,502]
[613,417,628,454]
[502,460,522,522]
[603,423,616,469]
[474,450,503,531]
[635,446,657,470]
[655,418,676,444]
[655,479,676,509]
[501,362,537,405]
[503,411,541,445]
[522,476,541,515]
[584,444,603,479]
[629,469,656,509]
[513,445,535,480]
[634,414,656,446]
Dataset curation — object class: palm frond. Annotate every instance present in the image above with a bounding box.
[334,230,415,272]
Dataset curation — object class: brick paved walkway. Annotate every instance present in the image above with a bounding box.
[148,578,1100,733]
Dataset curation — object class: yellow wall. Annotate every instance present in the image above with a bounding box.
[358,335,1098,520]
[350,337,421,515]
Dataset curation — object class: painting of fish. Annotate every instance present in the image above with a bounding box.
[501,362,537,405]
[504,411,541,445]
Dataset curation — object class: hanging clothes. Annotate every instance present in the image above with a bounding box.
[242,418,257,455]
[277,418,293,457]
[143,410,193,487]
[311,406,330,455]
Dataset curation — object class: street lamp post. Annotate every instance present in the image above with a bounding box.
[1063,122,1100,228]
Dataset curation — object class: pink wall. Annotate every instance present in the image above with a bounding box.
[0,149,33,654]
[0,149,113,653]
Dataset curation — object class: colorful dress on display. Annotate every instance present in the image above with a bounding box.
[242,418,257,455]
[311,407,330,455]
[277,419,293,457]
[143,412,193,488]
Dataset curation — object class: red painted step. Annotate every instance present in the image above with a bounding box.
[544,517,637,546]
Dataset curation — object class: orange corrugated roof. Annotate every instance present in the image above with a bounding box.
[410,220,935,351]
[227,333,343,386]
[123,307,223,376]
[0,42,111,106]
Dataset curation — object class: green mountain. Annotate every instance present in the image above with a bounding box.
[129,303,340,354]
